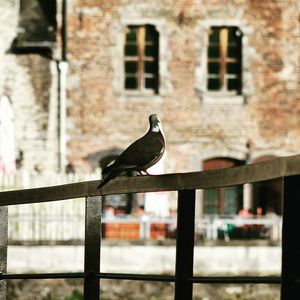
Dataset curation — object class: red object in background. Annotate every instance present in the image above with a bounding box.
[104,223,140,240]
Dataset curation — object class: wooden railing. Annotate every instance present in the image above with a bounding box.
[1,154,300,299]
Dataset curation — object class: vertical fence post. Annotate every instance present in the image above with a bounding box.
[84,196,102,300]
[281,175,300,299]
[174,189,196,300]
[0,206,8,299]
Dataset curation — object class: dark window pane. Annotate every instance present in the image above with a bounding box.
[228,27,240,43]
[125,45,137,56]
[204,189,219,214]
[145,45,157,56]
[144,61,157,73]
[125,61,137,73]
[208,46,220,58]
[208,78,221,90]
[145,25,159,92]
[125,77,137,89]
[145,25,158,42]
[227,62,240,74]
[228,46,240,58]
[224,186,242,215]
[145,77,155,89]
[209,28,220,43]
[227,78,239,91]
[126,27,137,42]
[208,62,220,74]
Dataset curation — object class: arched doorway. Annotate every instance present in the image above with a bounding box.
[203,158,243,215]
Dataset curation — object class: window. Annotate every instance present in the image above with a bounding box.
[207,27,242,94]
[124,25,159,93]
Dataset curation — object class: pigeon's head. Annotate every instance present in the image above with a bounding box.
[149,114,161,132]
[149,114,159,125]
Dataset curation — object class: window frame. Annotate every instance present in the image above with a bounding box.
[113,19,172,99]
[195,20,254,104]
[207,26,242,95]
[123,24,159,94]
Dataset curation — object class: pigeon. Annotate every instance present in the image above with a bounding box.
[97,114,165,189]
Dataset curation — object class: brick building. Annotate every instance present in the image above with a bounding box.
[0,0,299,216]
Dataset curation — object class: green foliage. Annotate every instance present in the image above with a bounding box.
[65,290,83,300]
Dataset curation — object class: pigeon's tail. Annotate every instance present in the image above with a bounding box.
[97,177,109,189]
[97,173,114,189]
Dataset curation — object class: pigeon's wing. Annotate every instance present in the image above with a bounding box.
[102,130,165,176]
[135,132,165,169]
[113,131,165,171]
[102,161,136,175]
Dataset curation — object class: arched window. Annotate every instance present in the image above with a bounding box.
[203,158,243,215]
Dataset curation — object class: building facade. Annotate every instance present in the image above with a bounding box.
[1,0,299,216]
[0,0,59,173]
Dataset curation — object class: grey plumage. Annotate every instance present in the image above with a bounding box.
[97,114,165,189]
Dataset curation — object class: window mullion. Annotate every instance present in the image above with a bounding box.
[219,28,228,92]
[137,27,146,91]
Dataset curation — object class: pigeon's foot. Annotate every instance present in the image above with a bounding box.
[138,170,151,176]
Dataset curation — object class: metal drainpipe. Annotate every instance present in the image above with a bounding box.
[58,0,68,172]
[58,61,68,172]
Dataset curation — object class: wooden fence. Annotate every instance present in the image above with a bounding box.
[1,154,300,299]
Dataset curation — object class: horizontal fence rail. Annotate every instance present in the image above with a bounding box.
[1,154,300,300]
[0,272,282,283]
[0,154,300,206]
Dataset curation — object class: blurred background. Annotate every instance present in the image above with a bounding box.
[1,0,299,299]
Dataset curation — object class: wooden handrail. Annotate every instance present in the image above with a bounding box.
[0,154,300,206]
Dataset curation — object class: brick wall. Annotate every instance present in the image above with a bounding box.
[1,0,299,175]
[66,0,300,173]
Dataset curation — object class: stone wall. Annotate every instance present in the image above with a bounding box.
[7,278,281,300]
[5,244,282,298]
[0,0,59,173]
[8,244,281,275]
